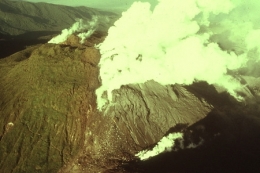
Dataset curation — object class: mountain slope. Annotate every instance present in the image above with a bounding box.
[0,0,119,59]
[0,0,118,36]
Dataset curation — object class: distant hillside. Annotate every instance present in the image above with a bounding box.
[0,0,118,36]
[0,0,119,58]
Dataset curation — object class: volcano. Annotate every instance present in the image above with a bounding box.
[1,0,260,173]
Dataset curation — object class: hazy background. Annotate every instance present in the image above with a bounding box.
[21,0,158,11]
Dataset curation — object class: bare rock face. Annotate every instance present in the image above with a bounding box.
[58,80,213,172]
[104,82,212,147]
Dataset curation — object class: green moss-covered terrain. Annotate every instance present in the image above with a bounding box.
[0,39,101,172]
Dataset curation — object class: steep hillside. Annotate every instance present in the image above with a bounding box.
[0,0,119,59]
[0,0,118,36]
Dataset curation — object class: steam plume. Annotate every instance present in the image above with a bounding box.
[48,16,98,44]
[96,0,260,110]
[135,132,204,160]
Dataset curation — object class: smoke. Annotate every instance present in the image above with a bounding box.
[95,0,260,110]
[135,132,204,160]
[48,16,98,44]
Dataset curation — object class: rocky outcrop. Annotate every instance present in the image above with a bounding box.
[59,82,212,173]
[104,82,212,147]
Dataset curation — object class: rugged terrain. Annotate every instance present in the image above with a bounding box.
[0,0,118,59]
[0,0,260,173]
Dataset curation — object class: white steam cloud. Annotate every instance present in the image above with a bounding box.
[135,132,204,160]
[95,0,260,110]
[48,16,98,44]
